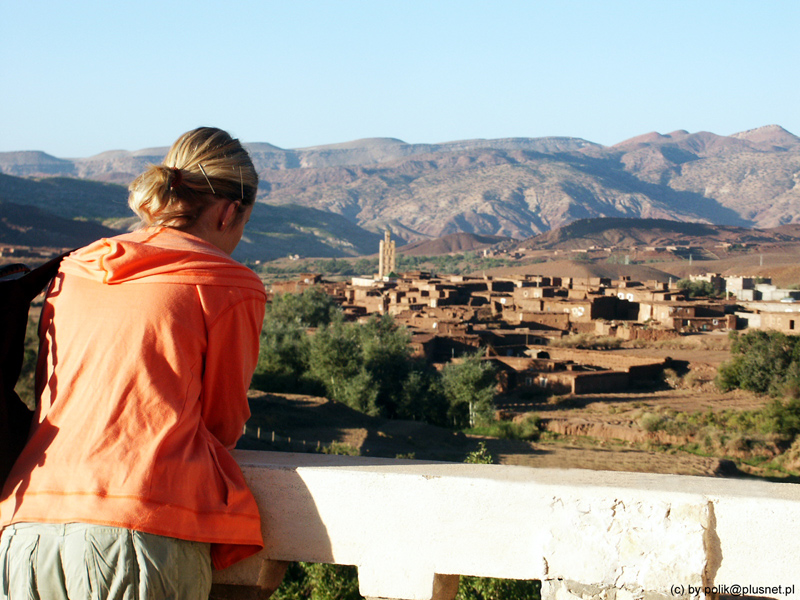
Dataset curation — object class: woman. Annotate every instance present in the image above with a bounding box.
[0,127,266,599]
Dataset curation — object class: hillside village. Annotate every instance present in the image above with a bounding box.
[269,232,800,399]
[6,221,800,402]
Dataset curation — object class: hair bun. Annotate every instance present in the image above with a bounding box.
[129,127,257,229]
[169,167,183,191]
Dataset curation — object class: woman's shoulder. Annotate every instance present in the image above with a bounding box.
[66,227,265,295]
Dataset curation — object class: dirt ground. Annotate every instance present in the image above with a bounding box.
[241,389,751,477]
[242,332,789,480]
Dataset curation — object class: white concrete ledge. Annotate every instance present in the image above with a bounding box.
[213,451,800,600]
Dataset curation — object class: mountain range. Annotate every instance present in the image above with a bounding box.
[1,125,799,256]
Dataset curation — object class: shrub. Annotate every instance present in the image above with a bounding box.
[321,442,360,456]
[549,333,622,350]
[715,330,800,397]
[464,441,495,464]
[639,412,668,433]
[516,413,542,440]
[662,368,681,388]
[681,369,705,389]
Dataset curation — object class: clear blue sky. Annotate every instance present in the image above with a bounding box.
[2,0,798,157]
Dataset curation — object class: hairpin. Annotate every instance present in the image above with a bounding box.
[240,166,244,201]
[198,163,216,194]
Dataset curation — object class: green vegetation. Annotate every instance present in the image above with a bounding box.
[268,286,341,326]
[716,330,800,398]
[396,252,519,275]
[464,441,495,465]
[456,576,541,600]
[629,330,800,471]
[252,288,497,428]
[308,314,424,419]
[272,562,361,600]
[441,353,497,428]
[320,441,360,456]
[572,252,592,263]
[641,403,800,441]
[257,258,378,278]
[256,250,533,280]
[548,333,622,350]
[636,402,800,475]
[676,278,720,298]
[465,413,542,442]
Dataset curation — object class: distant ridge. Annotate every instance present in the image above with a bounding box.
[2,126,800,247]
[0,201,119,247]
[729,125,800,150]
[0,135,601,179]
[522,217,797,250]
[0,151,76,177]
[398,232,513,256]
[0,172,383,261]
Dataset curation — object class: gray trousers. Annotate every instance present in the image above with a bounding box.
[0,523,211,600]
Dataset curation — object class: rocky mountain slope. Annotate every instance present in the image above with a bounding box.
[0,201,120,249]
[2,125,799,247]
[522,217,800,251]
[0,174,382,261]
[399,232,513,256]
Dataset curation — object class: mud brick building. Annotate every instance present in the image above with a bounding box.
[488,348,669,395]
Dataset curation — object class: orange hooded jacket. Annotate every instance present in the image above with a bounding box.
[0,227,266,569]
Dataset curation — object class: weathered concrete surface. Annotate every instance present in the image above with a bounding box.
[213,451,800,600]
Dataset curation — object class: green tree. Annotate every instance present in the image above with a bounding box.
[252,297,451,423]
[441,353,497,428]
[456,576,541,600]
[308,316,375,412]
[253,318,321,394]
[396,361,448,426]
[271,562,362,600]
[716,330,800,397]
[268,287,340,327]
[252,287,340,394]
[308,314,419,418]
[676,279,718,298]
[353,258,377,275]
[357,314,414,417]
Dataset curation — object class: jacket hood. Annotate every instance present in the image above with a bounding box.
[60,228,266,294]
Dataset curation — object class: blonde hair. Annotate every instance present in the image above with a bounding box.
[128,127,258,229]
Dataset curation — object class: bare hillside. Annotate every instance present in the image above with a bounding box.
[399,232,512,255]
[2,127,800,244]
[521,217,796,250]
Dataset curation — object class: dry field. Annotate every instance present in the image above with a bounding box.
[244,332,795,481]
[480,243,800,287]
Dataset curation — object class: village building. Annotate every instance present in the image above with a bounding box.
[637,300,734,331]
[488,347,670,396]
[735,301,800,333]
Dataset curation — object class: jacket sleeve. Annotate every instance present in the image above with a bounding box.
[201,291,265,449]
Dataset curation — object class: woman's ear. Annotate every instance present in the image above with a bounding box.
[219,201,239,230]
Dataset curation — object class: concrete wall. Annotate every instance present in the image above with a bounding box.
[213,451,800,600]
